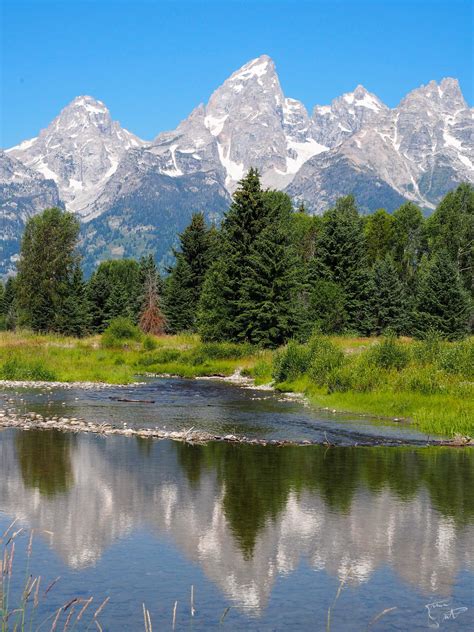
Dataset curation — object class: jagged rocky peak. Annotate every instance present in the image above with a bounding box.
[150,54,323,192]
[203,54,289,189]
[400,77,467,112]
[8,95,145,215]
[312,84,388,148]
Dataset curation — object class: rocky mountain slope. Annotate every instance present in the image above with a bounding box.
[2,54,473,275]
[0,151,62,275]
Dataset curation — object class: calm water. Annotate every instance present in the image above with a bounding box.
[0,379,473,630]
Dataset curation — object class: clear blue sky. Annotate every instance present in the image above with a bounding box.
[1,0,472,147]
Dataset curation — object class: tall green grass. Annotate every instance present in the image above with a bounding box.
[0,330,472,436]
[271,334,474,437]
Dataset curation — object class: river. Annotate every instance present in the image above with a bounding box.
[0,378,472,630]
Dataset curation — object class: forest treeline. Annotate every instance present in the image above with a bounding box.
[0,170,472,345]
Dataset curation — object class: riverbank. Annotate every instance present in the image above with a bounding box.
[1,406,472,448]
[0,331,472,438]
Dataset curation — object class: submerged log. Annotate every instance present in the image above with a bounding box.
[109,397,156,403]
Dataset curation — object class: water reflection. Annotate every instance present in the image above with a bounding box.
[16,430,75,497]
[0,429,473,613]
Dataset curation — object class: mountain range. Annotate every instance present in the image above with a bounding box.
[2,54,473,275]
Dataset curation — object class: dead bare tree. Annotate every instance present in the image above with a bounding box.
[139,272,166,335]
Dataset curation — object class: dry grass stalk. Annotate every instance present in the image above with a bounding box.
[172,600,178,630]
[367,606,397,630]
[190,585,195,617]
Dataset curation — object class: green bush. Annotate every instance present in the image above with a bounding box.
[102,317,142,348]
[437,339,474,379]
[327,365,353,393]
[272,341,311,382]
[398,367,445,395]
[0,357,57,381]
[137,349,182,366]
[367,336,410,371]
[327,356,385,393]
[412,330,443,365]
[307,334,345,385]
[193,342,253,361]
[142,335,158,351]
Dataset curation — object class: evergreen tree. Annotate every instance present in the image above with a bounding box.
[0,282,5,330]
[391,202,426,286]
[236,191,301,346]
[198,169,269,341]
[16,208,82,333]
[369,255,407,335]
[54,263,90,337]
[413,251,471,340]
[164,213,214,333]
[86,259,141,331]
[365,208,394,265]
[3,278,17,330]
[308,279,347,334]
[314,196,372,332]
[427,183,474,296]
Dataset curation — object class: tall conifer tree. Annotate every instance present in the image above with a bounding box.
[16,208,83,334]
[413,251,471,339]
[369,255,407,335]
[164,212,215,333]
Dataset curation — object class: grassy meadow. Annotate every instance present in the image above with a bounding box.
[0,329,472,438]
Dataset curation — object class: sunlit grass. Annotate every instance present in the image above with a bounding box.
[0,331,473,437]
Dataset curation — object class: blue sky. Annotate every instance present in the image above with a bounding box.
[1,0,472,147]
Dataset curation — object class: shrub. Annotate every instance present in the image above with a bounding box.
[137,349,182,366]
[307,334,345,385]
[327,355,385,393]
[0,357,57,381]
[366,336,410,371]
[197,342,253,360]
[327,365,353,393]
[272,341,310,382]
[102,317,142,348]
[412,330,443,365]
[398,367,445,395]
[142,335,158,351]
[437,339,474,379]
[350,356,386,392]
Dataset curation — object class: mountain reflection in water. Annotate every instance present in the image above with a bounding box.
[1,428,473,622]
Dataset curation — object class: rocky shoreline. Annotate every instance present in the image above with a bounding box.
[0,408,472,448]
[0,376,472,448]
[0,379,144,390]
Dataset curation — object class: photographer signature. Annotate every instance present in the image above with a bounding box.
[425,599,468,628]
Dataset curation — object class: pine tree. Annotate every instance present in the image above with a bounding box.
[54,264,90,337]
[198,169,269,341]
[3,278,17,330]
[0,282,5,330]
[236,191,301,346]
[16,208,82,333]
[427,183,474,295]
[365,208,394,265]
[369,255,408,335]
[164,259,194,333]
[308,279,347,334]
[413,251,471,340]
[391,202,426,286]
[87,259,141,330]
[164,213,214,333]
[314,196,371,332]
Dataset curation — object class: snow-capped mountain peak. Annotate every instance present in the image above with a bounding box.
[2,56,473,278]
[312,85,388,148]
[7,95,145,215]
